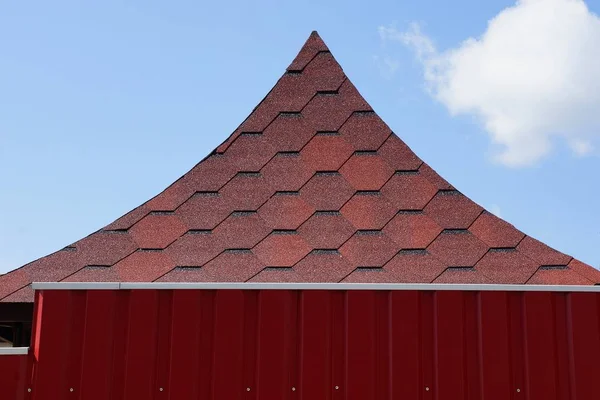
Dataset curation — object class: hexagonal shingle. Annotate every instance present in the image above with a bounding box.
[219,173,274,211]
[253,232,311,267]
[340,193,397,230]
[475,249,538,284]
[159,250,265,282]
[224,133,279,172]
[164,232,224,267]
[75,231,138,266]
[298,212,355,249]
[212,212,271,249]
[112,251,175,282]
[146,153,237,211]
[129,214,188,249]
[262,114,316,153]
[433,268,493,284]
[516,236,572,266]
[469,211,525,248]
[424,192,483,230]
[258,193,315,230]
[427,230,488,267]
[384,252,447,283]
[300,172,355,211]
[527,268,593,285]
[339,153,394,191]
[302,79,371,132]
[378,134,423,171]
[381,172,438,211]
[176,193,232,231]
[339,112,391,151]
[301,51,346,92]
[301,134,355,171]
[383,212,442,249]
[294,250,355,282]
[261,153,314,192]
[339,231,398,267]
[419,163,454,191]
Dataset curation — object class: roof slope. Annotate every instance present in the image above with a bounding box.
[2,32,599,302]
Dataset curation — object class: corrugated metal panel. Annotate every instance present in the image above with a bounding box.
[7,288,600,399]
[0,351,28,399]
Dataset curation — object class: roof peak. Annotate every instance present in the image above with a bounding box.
[287,31,331,72]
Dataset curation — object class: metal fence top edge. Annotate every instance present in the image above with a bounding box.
[31,282,600,293]
[0,347,29,355]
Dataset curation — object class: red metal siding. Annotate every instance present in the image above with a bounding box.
[2,288,600,399]
[0,352,27,399]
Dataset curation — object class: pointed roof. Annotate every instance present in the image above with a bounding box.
[2,32,599,302]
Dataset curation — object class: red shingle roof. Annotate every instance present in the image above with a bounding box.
[2,31,599,302]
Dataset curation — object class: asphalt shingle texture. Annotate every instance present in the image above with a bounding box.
[2,31,599,302]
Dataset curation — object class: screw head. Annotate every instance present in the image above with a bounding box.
[28,388,32,393]
[335,386,339,390]
[517,388,521,393]
[70,388,74,392]
[425,387,430,391]
[247,387,251,392]
[292,387,296,391]
[159,387,164,392]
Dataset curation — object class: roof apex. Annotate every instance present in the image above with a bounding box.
[287,30,331,72]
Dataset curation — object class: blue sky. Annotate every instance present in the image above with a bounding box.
[1,0,599,274]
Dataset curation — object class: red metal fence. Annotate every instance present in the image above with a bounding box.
[2,285,600,399]
[0,350,28,399]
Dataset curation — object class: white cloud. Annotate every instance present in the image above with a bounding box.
[570,138,594,156]
[380,0,600,167]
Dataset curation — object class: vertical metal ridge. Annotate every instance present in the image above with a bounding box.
[550,293,561,397]
[254,290,262,398]
[242,290,258,399]
[168,290,200,397]
[463,291,482,399]
[65,290,87,398]
[297,291,305,398]
[343,289,349,399]
[35,290,72,397]
[288,290,300,397]
[109,290,131,399]
[432,291,440,398]
[330,290,346,398]
[515,292,528,399]
[386,291,393,400]
[124,290,160,398]
[462,292,469,396]
[420,291,435,398]
[375,291,391,400]
[153,290,173,397]
[58,291,73,396]
[78,290,117,398]
[475,292,485,400]
[201,290,216,400]
[506,293,517,397]
[552,292,572,399]
[326,292,333,398]
[565,294,576,400]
